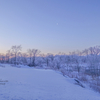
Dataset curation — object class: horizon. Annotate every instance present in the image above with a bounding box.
[0,45,100,56]
[0,0,100,54]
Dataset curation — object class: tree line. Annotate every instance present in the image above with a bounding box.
[0,45,100,71]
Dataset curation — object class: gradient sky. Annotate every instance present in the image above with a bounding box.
[0,0,100,54]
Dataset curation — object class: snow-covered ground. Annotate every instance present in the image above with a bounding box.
[0,64,100,100]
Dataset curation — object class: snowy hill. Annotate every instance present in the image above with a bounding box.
[0,64,100,100]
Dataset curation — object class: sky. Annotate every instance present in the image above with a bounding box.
[0,0,100,54]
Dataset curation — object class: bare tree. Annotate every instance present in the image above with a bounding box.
[31,49,40,66]
[44,55,50,67]
[21,53,28,65]
[11,45,22,65]
[6,50,11,63]
[0,54,5,63]
[27,49,33,66]
[27,49,40,66]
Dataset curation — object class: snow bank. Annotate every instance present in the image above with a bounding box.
[0,64,100,100]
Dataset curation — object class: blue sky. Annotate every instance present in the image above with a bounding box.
[0,0,100,54]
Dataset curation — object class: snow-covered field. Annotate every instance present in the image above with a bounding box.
[0,64,100,100]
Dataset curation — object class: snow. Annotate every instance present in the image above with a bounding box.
[0,64,100,100]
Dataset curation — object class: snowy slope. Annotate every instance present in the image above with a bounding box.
[0,64,100,100]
